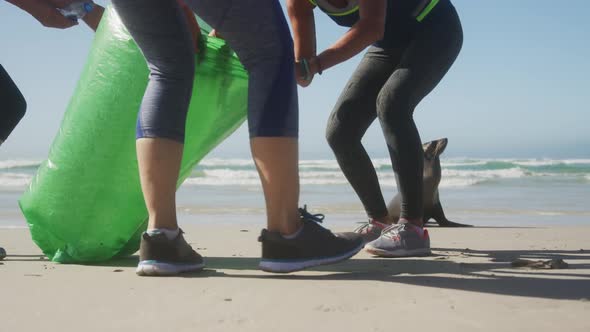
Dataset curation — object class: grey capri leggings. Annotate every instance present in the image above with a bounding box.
[111,0,298,142]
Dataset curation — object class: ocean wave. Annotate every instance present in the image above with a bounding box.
[2,158,589,191]
[299,160,342,170]
[182,176,486,188]
[441,160,488,167]
[198,158,394,170]
[185,169,353,186]
[298,158,590,173]
[443,167,528,179]
[512,160,568,167]
[367,158,393,168]
[183,167,489,188]
[518,159,590,166]
[301,178,348,185]
[0,173,33,187]
[439,167,533,187]
[444,158,590,165]
[442,159,590,175]
[186,169,259,186]
[440,178,487,187]
[0,160,41,170]
[184,177,260,186]
[199,158,254,167]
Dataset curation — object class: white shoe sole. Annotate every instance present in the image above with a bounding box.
[365,245,431,258]
[136,260,205,276]
[258,242,364,273]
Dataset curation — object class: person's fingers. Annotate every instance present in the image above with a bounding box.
[42,10,78,29]
[49,10,79,28]
[209,29,223,39]
[296,76,312,88]
[178,0,200,53]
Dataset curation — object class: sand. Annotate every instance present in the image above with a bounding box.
[1,223,589,332]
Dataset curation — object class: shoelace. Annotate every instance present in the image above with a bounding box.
[381,223,406,239]
[354,220,378,233]
[259,205,325,242]
[382,223,426,240]
[298,204,324,223]
[354,222,372,233]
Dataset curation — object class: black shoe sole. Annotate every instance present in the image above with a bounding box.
[258,242,364,273]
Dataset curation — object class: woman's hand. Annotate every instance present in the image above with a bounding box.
[33,4,77,29]
[208,29,223,39]
[177,0,201,53]
[295,61,313,87]
[295,56,323,87]
[296,75,313,87]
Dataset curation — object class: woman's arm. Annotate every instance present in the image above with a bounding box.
[287,0,317,61]
[310,0,386,77]
[7,0,78,29]
[287,0,317,86]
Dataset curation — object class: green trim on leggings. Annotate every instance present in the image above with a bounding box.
[416,0,440,22]
[307,0,359,17]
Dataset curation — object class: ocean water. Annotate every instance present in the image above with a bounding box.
[1,158,590,227]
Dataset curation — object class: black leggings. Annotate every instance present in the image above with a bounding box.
[0,65,27,143]
[326,4,463,220]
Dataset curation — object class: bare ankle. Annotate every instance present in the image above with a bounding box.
[280,219,303,236]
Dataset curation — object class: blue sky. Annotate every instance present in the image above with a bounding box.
[1,0,589,159]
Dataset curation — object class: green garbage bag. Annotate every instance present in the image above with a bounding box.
[19,7,248,263]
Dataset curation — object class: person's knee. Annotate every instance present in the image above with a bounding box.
[247,92,298,139]
[325,114,343,150]
[325,111,359,152]
[376,88,413,129]
[148,48,195,85]
[248,91,298,138]
[138,57,195,143]
[246,45,298,139]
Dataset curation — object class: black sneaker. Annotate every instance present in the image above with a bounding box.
[0,247,6,260]
[136,229,205,276]
[258,206,364,273]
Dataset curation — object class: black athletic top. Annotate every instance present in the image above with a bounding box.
[0,65,27,141]
[309,0,451,48]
